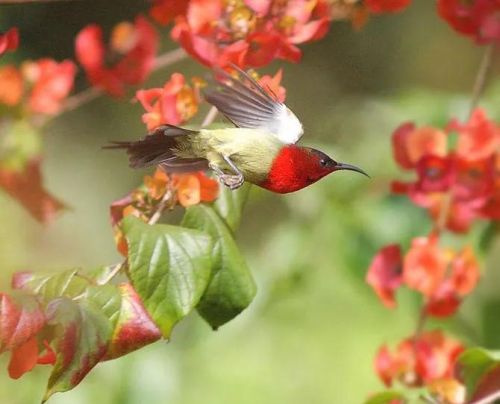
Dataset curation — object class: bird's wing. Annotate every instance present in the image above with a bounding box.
[204,66,303,144]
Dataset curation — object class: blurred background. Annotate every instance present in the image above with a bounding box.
[1,1,500,403]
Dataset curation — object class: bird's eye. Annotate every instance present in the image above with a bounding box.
[320,159,328,167]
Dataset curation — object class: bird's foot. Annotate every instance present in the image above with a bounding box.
[218,173,244,190]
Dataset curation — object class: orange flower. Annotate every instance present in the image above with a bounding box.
[136,73,202,131]
[403,236,448,296]
[451,108,500,161]
[258,69,286,102]
[172,171,219,207]
[144,169,169,200]
[392,122,447,170]
[23,59,76,115]
[450,246,479,296]
[0,65,23,106]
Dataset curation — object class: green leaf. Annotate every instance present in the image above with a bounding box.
[12,269,90,303]
[213,183,250,231]
[122,216,213,337]
[44,297,112,401]
[0,292,45,353]
[364,390,406,404]
[457,347,500,401]
[0,121,41,171]
[182,204,256,329]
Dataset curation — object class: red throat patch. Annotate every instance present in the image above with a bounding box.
[259,145,332,193]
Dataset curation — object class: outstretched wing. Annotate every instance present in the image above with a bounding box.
[204,66,303,144]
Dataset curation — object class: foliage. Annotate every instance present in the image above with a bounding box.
[0,0,499,403]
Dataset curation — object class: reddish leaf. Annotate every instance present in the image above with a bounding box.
[470,365,500,402]
[0,292,45,353]
[44,297,111,401]
[0,159,66,224]
[8,336,39,379]
[104,284,161,360]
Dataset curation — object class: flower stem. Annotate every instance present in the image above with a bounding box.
[469,44,495,118]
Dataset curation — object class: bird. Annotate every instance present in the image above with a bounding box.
[106,67,368,194]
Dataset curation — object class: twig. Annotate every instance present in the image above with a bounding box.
[414,307,427,340]
[148,188,173,225]
[59,47,187,116]
[61,87,102,114]
[432,45,495,235]
[468,44,495,118]
[202,106,218,127]
[153,48,187,70]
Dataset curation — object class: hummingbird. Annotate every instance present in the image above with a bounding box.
[107,67,368,193]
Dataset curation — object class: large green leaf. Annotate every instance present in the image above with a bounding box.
[457,347,500,401]
[182,204,256,329]
[122,216,213,337]
[44,297,112,402]
[213,183,250,232]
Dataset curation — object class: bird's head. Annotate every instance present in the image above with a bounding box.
[260,145,369,194]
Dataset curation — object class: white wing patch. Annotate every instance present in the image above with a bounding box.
[204,67,304,145]
[271,105,304,144]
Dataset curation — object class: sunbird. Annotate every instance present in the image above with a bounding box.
[108,67,368,193]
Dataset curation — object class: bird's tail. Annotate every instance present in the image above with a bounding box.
[105,124,208,173]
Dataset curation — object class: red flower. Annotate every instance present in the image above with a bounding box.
[149,0,189,25]
[366,0,412,14]
[0,28,19,56]
[136,73,202,131]
[23,59,76,115]
[75,16,158,97]
[171,0,331,68]
[366,244,403,308]
[425,282,461,317]
[437,0,500,44]
[375,330,464,387]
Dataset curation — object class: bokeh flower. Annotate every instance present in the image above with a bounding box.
[75,16,158,97]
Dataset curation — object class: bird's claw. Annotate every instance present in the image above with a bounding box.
[219,174,244,190]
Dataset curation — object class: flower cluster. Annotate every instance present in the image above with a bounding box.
[375,330,464,389]
[0,58,76,116]
[366,107,500,401]
[392,109,500,233]
[171,0,331,68]
[136,73,204,130]
[367,236,479,316]
[75,16,158,97]
[438,0,500,44]
[110,168,219,256]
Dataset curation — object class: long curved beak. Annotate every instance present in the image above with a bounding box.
[335,162,370,178]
